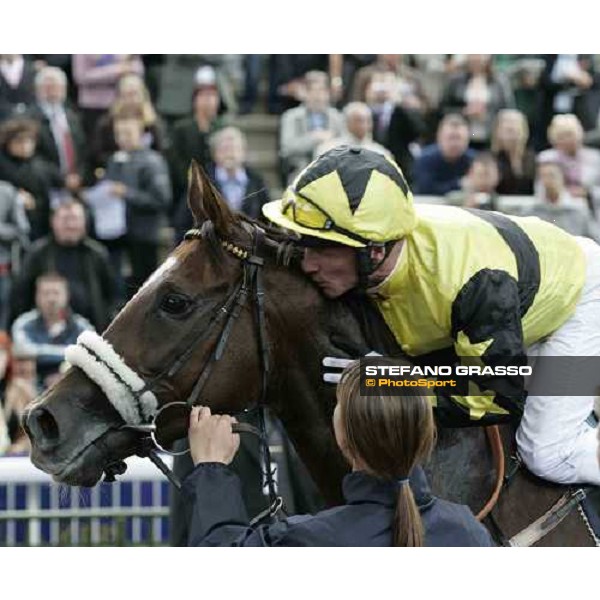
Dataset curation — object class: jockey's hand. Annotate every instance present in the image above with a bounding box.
[188,406,240,467]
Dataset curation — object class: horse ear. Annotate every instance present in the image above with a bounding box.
[187,160,236,236]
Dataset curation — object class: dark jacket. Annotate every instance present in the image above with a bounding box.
[412,144,475,196]
[170,411,324,546]
[0,151,62,240]
[382,105,426,183]
[104,148,172,243]
[168,117,221,204]
[0,60,36,121]
[183,464,494,547]
[12,236,116,331]
[174,162,270,242]
[495,149,536,196]
[28,104,88,181]
[535,54,600,150]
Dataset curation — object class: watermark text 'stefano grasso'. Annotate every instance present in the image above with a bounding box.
[359,357,600,397]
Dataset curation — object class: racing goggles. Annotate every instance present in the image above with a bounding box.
[282,189,368,244]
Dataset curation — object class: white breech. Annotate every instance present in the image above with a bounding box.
[516,236,600,486]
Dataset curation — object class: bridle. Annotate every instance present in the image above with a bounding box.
[66,222,283,523]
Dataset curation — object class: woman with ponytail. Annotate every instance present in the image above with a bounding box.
[184,359,494,547]
[334,360,435,547]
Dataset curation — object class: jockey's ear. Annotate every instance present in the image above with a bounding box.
[187,160,236,236]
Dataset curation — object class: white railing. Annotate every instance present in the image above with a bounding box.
[413,194,541,216]
[0,455,173,546]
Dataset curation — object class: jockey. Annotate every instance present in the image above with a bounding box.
[262,145,600,487]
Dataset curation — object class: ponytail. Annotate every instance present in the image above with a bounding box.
[337,359,435,548]
[393,482,424,547]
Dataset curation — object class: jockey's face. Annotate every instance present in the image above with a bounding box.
[301,246,358,298]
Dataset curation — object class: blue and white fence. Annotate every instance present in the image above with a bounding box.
[0,455,172,546]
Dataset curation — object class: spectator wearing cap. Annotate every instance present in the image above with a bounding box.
[72,54,144,140]
[175,127,271,240]
[316,102,390,158]
[28,66,87,192]
[11,272,93,389]
[279,71,345,183]
[0,54,36,122]
[530,159,600,243]
[0,181,30,330]
[12,199,116,331]
[412,114,475,196]
[0,117,62,240]
[169,67,223,210]
[91,73,168,172]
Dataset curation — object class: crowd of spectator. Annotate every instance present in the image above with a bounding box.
[2,53,600,458]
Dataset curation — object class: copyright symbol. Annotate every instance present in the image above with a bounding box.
[365,379,376,387]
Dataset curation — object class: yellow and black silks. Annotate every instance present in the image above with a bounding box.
[368,204,586,426]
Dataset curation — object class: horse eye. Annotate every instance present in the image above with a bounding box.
[159,293,192,316]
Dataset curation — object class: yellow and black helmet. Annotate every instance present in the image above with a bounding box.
[263,145,417,248]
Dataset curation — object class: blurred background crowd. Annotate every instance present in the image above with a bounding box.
[2,52,600,473]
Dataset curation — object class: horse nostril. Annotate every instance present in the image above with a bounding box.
[28,407,60,446]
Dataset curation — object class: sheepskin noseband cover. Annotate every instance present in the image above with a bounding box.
[65,331,158,425]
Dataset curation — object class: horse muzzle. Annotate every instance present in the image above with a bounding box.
[23,367,130,485]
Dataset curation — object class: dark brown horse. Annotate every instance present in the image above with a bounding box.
[23,164,598,546]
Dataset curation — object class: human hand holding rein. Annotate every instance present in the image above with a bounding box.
[188,406,240,466]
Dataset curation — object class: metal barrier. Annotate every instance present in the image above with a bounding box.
[0,455,172,546]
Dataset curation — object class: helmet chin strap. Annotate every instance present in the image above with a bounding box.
[355,242,395,291]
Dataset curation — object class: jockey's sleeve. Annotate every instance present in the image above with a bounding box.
[433,269,528,427]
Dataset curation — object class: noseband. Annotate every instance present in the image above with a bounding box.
[65,223,281,520]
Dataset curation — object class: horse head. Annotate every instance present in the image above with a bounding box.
[23,162,362,499]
